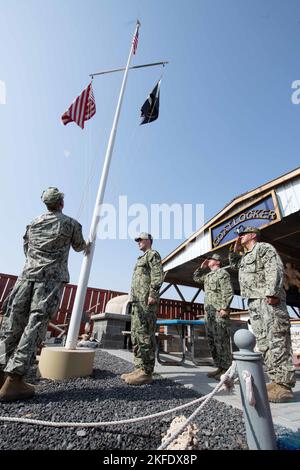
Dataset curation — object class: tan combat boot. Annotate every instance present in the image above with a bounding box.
[125,369,153,385]
[0,373,35,402]
[267,383,294,403]
[120,368,142,381]
[207,367,223,378]
[0,370,6,389]
[266,382,276,392]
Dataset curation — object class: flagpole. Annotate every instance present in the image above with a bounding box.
[65,20,141,350]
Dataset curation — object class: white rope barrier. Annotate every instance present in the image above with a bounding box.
[0,389,211,428]
[0,362,237,430]
[242,370,256,406]
[157,362,237,450]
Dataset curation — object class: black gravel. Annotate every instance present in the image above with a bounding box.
[0,350,248,450]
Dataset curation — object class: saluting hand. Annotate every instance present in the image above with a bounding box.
[148,297,157,305]
[201,259,209,269]
[233,238,243,253]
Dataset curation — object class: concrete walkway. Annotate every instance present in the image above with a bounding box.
[103,348,300,433]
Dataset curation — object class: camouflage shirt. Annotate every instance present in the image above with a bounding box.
[229,242,286,299]
[193,267,234,310]
[131,249,164,303]
[21,211,87,282]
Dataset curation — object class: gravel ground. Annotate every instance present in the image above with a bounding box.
[0,350,248,450]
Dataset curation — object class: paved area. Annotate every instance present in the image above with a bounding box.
[103,348,300,432]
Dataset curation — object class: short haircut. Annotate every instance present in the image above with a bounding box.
[45,198,63,211]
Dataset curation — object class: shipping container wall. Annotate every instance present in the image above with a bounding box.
[0,273,206,337]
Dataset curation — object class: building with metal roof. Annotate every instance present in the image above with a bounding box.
[162,167,300,312]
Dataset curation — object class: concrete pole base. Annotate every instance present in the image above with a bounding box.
[38,347,96,380]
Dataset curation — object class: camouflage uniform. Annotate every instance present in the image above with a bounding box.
[130,248,164,375]
[229,242,296,387]
[193,266,233,369]
[0,188,87,376]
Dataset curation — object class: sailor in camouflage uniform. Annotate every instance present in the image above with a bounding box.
[122,233,164,385]
[229,226,296,403]
[0,187,89,402]
[193,253,234,380]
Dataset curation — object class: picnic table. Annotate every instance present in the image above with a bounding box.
[156,319,206,366]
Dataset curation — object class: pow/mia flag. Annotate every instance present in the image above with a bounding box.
[140,80,161,125]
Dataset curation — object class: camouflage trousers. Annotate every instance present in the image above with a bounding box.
[248,298,296,387]
[204,305,232,370]
[0,280,64,376]
[131,302,157,375]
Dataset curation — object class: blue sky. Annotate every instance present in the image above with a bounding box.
[0,0,299,302]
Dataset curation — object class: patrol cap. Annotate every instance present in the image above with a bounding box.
[41,187,64,204]
[206,253,222,262]
[134,232,153,242]
[235,225,261,235]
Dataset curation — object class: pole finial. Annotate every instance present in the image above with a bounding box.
[234,329,256,352]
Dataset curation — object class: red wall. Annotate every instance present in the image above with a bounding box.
[0,273,205,336]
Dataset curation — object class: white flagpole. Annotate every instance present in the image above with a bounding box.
[65,20,141,350]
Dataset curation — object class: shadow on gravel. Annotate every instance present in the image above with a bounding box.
[91,369,118,379]
[20,379,201,405]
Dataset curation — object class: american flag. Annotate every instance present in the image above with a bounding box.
[61,82,96,129]
[132,28,139,55]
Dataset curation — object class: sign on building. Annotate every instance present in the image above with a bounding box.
[210,192,281,249]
